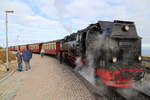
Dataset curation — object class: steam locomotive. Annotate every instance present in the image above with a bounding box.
[62,20,145,88]
[10,20,145,88]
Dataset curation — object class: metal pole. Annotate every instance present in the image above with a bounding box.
[17,35,19,50]
[5,12,9,71]
[5,11,14,71]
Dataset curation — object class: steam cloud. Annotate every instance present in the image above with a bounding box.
[54,0,72,34]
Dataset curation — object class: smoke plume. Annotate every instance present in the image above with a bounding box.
[54,0,72,34]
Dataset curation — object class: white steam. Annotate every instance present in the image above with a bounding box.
[54,0,72,33]
[75,57,95,85]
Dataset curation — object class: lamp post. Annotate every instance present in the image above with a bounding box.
[5,10,14,71]
[17,35,19,50]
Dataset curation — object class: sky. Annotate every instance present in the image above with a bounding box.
[0,0,150,54]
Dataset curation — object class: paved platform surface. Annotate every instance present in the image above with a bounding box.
[0,54,95,100]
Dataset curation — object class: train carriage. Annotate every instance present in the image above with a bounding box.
[29,43,42,53]
[14,46,19,51]
[19,45,27,52]
[42,39,62,55]
[9,46,15,51]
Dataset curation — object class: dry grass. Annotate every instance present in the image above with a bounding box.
[0,49,16,64]
[0,49,17,78]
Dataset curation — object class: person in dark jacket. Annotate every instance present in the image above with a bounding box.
[16,50,23,71]
[22,46,32,71]
[59,49,64,64]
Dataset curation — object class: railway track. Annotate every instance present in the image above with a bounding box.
[53,55,150,100]
[71,67,136,100]
[116,87,150,100]
[94,79,150,100]
[69,65,150,100]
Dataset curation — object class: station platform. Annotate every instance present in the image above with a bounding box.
[0,54,95,100]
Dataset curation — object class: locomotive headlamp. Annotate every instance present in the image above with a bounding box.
[112,57,117,63]
[124,25,129,31]
[138,56,142,61]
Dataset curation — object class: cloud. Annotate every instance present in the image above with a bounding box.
[66,0,150,44]
[0,0,149,48]
[0,0,33,15]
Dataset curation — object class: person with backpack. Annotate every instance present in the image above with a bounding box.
[16,50,23,71]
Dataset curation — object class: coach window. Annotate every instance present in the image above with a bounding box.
[47,44,48,49]
[49,44,51,49]
[48,44,49,49]
[47,44,49,49]
[51,43,53,49]
[51,43,52,49]
[49,43,51,49]
[48,44,50,49]
[44,45,46,49]
[45,45,46,49]
[54,43,56,49]
[50,44,52,50]
[53,43,54,49]
[53,43,55,49]
[50,44,52,49]
[55,43,56,49]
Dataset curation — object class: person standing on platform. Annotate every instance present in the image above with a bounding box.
[16,50,23,71]
[22,46,32,71]
[59,49,63,64]
[40,48,45,58]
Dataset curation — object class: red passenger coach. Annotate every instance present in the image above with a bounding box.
[9,46,15,51]
[42,40,62,55]
[29,43,42,53]
[14,46,19,51]
[20,45,27,52]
